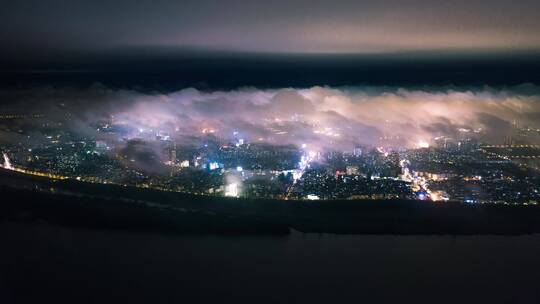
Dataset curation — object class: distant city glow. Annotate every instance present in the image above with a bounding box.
[0,85,539,204]
[2,153,13,170]
[416,140,430,149]
[225,183,239,197]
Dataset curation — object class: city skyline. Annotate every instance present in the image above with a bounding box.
[1,83,539,204]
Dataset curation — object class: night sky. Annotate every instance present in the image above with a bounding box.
[2,0,540,54]
[1,0,540,88]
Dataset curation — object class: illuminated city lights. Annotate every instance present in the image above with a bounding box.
[225,183,239,197]
[416,140,430,149]
[0,86,539,205]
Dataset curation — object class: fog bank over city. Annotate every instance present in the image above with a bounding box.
[2,84,540,151]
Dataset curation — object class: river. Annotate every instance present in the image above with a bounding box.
[1,222,539,303]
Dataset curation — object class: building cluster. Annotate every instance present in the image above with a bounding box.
[1,114,539,205]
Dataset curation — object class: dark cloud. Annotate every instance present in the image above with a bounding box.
[476,112,513,142]
[119,139,168,174]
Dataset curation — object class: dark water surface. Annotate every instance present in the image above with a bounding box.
[1,222,539,304]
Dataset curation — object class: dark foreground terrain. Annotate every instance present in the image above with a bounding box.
[1,169,540,303]
[1,167,540,235]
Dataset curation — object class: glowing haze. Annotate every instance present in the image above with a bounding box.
[1,85,540,152]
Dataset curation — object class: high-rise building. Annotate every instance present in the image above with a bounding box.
[346,165,359,175]
[169,143,177,164]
